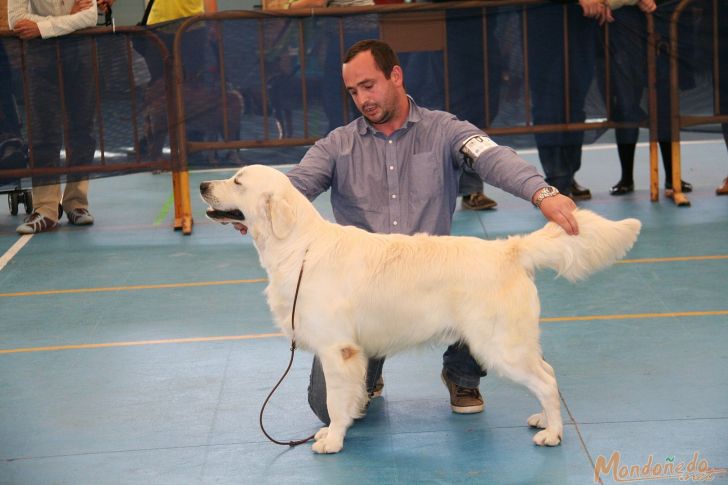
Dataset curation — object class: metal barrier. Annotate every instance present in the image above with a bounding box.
[666,0,728,206]
[2,0,723,234]
[0,27,185,226]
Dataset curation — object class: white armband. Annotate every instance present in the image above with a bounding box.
[459,135,498,163]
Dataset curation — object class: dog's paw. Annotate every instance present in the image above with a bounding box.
[314,427,329,441]
[532,428,562,447]
[527,412,547,429]
[312,429,344,454]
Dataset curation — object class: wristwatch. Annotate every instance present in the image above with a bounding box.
[533,186,560,208]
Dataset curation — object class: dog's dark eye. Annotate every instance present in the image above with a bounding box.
[233,177,242,186]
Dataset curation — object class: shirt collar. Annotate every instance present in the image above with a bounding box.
[356,95,421,136]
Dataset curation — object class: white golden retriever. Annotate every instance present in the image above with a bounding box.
[200,164,641,454]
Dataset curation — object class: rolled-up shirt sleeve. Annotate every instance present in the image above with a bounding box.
[287,136,336,201]
[445,117,547,202]
[8,0,98,39]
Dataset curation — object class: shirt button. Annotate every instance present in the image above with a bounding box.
[391,194,397,199]
[389,165,394,170]
[393,220,398,226]
[388,140,393,144]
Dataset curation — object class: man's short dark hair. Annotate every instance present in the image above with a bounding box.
[343,39,401,79]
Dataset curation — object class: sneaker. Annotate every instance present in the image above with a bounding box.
[717,177,728,196]
[570,181,592,200]
[16,212,58,234]
[461,192,497,211]
[441,370,484,414]
[66,208,94,226]
[369,375,384,398]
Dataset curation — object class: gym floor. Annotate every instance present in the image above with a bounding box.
[1,138,727,484]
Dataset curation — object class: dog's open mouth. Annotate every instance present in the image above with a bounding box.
[205,209,247,232]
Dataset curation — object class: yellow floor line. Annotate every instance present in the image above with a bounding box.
[540,309,728,322]
[0,254,725,299]
[0,278,267,298]
[619,254,728,264]
[1,310,725,355]
[0,333,285,355]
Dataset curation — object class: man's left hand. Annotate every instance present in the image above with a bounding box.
[13,20,41,39]
[538,195,579,235]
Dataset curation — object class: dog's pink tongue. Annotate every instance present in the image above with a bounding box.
[233,222,248,235]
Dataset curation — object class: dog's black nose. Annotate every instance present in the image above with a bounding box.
[200,181,211,194]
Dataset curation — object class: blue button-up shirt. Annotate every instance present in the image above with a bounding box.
[288,98,547,236]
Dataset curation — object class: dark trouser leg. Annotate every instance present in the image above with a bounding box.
[308,355,385,425]
[615,127,638,185]
[442,342,486,388]
[537,145,571,194]
[459,168,483,196]
[659,141,673,187]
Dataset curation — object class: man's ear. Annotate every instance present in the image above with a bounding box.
[390,65,404,87]
[265,192,295,239]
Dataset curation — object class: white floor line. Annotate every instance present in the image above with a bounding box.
[0,235,32,272]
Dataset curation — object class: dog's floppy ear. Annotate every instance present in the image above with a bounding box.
[265,192,295,239]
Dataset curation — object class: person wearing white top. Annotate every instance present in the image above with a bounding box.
[8,0,99,234]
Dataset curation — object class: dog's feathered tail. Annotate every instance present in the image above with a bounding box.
[515,209,641,282]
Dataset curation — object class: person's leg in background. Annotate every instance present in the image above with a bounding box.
[17,42,62,234]
[717,0,728,195]
[654,3,696,197]
[446,7,499,211]
[562,5,597,200]
[60,38,96,225]
[527,3,572,196]
[459,168,497,210]
[603,6,647,195]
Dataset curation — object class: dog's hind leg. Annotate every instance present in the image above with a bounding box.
[312,344,368,454]
[496,355,563,446]
[467,336,563,446]
[526,360,557,430]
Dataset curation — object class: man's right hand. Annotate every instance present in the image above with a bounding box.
[538,194,579,236]
[13,19,41,39]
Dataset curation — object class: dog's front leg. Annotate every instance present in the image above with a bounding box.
[312,344,368,454]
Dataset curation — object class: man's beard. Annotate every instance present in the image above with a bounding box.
[363,103,393,125]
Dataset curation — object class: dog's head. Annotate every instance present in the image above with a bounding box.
[200,165,298,241]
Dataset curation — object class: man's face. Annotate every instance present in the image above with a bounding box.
[342,51,402,126]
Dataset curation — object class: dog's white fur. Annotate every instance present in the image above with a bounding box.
[200,164,641,454]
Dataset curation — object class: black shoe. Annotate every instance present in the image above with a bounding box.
[664,180,693,193]
[571,181,592,200]
[609,181,634,196]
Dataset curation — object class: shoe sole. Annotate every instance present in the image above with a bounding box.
[462,203,497,211]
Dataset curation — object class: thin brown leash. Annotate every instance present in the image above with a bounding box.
[259,252,316,447]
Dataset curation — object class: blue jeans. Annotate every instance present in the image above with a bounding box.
[307,342,486,425]
[526,3,595,194]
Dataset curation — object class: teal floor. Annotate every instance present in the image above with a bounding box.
[1,139,727,484]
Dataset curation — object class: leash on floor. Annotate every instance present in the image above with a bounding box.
[259,252,316,447]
